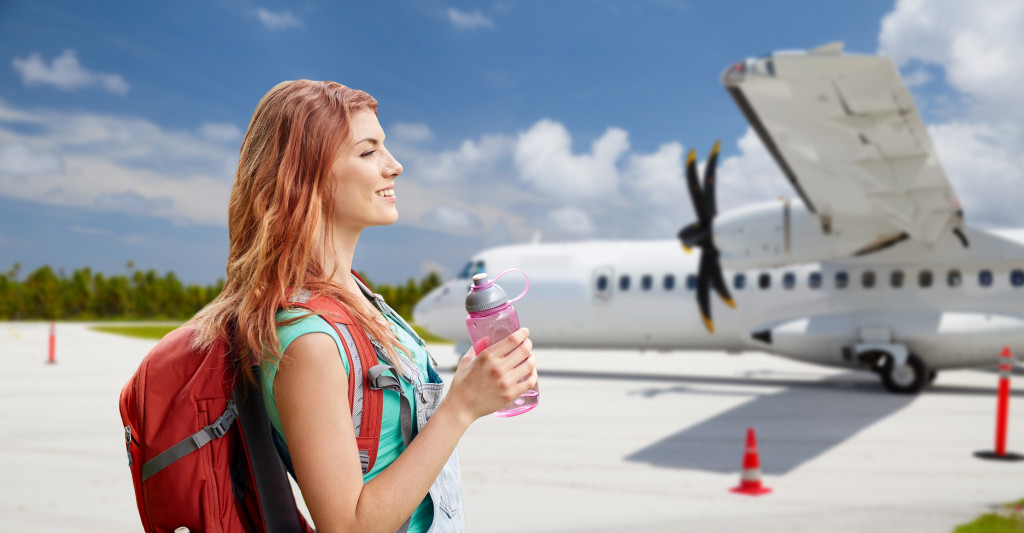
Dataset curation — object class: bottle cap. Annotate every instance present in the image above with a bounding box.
[465,272,509,313]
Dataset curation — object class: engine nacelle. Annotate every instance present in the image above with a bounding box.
[748,312,1024,371]
[713,199,901,269]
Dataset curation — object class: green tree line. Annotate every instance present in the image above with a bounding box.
[0,262,444,321]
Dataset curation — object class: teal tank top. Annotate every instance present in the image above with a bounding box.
[261,308,434,532]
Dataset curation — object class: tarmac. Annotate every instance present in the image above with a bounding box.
[2,321,1022,532]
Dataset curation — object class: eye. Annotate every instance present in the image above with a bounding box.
[360,150,376,158]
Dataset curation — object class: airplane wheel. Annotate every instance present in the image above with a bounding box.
[880,354,927,394]
[927,370,938,384]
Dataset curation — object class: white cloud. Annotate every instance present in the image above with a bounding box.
[411,133,514,182]
[930,121,1024,227]
[256,8,304,30]
[548,206,595,235]
[515,119,628,200]
[390,122,433,143]
[0,143,64,175]
[715,128,791,213]
[622,141,685,205]
[11,50,129,95]
[446,8,495,29]
[425,205,480,230]
[199,122,242,143]
[0,101,234,226]
[901,68,932,87]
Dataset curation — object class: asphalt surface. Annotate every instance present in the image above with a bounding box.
[2,322,1022,532]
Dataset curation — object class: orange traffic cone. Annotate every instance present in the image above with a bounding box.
[730,427,772,496]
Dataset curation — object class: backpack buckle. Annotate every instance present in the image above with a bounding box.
[210,401,239,438]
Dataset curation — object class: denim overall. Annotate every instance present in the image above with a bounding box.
[349,277,466,532]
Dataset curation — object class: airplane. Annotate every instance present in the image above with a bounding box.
[412,42,1024,394]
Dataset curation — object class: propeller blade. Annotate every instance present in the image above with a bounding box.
[953,227,969,248]
[697,249,714,333]
[707,247,736,308]
[685,148,708,223]
[703,140,721,219]
[678,223,709,250]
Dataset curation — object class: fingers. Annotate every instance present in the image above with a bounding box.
[479,328,530,362]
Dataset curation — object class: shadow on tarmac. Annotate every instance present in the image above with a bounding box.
[537,368,1016,475]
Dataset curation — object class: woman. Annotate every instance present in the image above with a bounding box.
[191,80,537,532]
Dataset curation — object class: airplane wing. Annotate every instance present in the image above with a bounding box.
[721,42,963,245]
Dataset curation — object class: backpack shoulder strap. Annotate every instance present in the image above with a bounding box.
[289,293,384,473]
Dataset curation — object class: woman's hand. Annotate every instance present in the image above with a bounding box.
[442,328,537,424]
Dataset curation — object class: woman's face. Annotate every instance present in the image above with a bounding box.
[328,110,403,235]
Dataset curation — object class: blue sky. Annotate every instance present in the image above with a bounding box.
[1,0,1021,285]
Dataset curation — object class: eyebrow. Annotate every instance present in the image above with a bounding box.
[354,137,380,147]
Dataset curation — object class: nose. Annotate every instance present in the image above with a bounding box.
[383,148,402,178]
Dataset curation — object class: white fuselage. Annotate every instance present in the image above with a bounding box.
[413,227,1024,371]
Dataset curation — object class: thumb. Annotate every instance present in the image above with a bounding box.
[472,336,491,356]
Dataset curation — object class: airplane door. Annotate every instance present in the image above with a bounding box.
[593,266,613,302]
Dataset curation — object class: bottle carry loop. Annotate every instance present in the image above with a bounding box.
[484,268,531,303]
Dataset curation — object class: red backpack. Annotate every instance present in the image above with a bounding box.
[119,292,386,532]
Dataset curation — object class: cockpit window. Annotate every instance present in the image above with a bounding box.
[458,260,487,279]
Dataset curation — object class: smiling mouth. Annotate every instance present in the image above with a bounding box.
[375,188,394,198]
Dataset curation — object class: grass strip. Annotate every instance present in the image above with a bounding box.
[954,499,1024,533]
[90,324,180,340]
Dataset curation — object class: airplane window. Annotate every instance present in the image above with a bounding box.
[641,275,653,291]
[1011,269,1024,287]
[596,275,608,292]
[835,271,848,289]
[862,271,876,289]
[686,274,697,291]
[947,269,962,288]
[919,270,933,288]
[733,273,745,290]
[979,270,993,287]
[783,272,795,289]
[808,272,822,289]
[619,275,630,291]
[759,272,771,290]
[664,274,675,291]
[891,270,904,288]
[458,262,473,279]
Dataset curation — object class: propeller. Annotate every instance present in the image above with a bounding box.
[678,141,735,333]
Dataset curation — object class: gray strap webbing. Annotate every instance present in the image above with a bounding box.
[397,516,411,533]
[236,385,306,532]
[335,322,365,436]
[367,364,413,448]
[141,402,239,481]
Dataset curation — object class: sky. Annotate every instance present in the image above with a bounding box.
[1,0,1022,285]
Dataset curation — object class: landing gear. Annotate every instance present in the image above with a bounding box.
[880,353,927,394]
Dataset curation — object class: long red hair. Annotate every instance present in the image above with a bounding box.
[191,80,406,383]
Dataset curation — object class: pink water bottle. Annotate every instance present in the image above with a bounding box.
[465,269,537,417]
